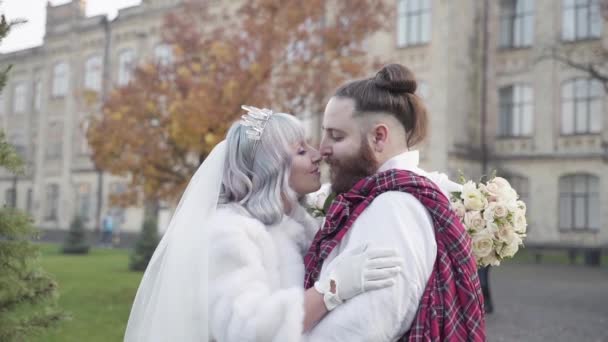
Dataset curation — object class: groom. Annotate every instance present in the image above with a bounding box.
[303,64,485,341]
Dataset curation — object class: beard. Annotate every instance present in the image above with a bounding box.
[327,139,379,194]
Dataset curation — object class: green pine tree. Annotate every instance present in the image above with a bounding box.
[61,216,90,254]
[0,10,66,341]
[129,217,159,271]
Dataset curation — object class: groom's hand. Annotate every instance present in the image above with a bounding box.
[314,243,403,310]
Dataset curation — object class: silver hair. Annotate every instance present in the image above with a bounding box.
[220,113,306,225]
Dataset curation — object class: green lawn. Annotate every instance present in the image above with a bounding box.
[31,244,143,342]
[26,243,605,341]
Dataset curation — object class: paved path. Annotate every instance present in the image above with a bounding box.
[486,263,608,341]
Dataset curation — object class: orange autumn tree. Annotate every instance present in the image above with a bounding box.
[87,0,389,207]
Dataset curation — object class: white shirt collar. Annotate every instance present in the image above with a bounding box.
[376,150,463,196]
[377,150,419,173]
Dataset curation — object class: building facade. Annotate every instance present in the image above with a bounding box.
[0,0,606,247]
[363,0,607,247]
[0,0,181,234]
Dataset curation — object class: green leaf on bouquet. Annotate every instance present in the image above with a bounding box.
[479,169,498,184]
[323,192,337,213]
[489,169,497,181]
[456,169,467,185]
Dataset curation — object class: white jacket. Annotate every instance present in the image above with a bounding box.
[207,203,318,342]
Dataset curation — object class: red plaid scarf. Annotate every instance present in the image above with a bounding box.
[303,169,485,341]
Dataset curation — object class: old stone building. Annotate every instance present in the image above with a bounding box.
[0,0,605,249]
[0,0,181,235]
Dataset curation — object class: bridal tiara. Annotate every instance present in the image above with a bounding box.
[240,105,273,141]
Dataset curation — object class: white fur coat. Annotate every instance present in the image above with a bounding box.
[207,203,319,342]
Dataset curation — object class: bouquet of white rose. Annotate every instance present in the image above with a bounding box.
[304,176,527,268]
[450,175,527,267]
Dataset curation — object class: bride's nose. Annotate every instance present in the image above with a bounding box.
[311,148,321,164]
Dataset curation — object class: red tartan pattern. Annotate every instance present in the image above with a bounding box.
[303,169,485,341]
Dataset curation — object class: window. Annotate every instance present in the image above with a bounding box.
[4,188,15,208]
[118,49,135,86]
[52,62,69,97]
[562,0,602,41]
[559,174,600,230]
[75,183,92,221]
[154,44,173,66]
[498,84,534,137]
[397,0,431,47]
[13,82,27,113]
[9,133,26,158]
[45,184,59,221]
[34,79,42,111]
[26,188,33,214]
[500,0,534,47]
[109,182,127,224]
[561,78,602,135]
[84,55,103,91]
[46,122,63,160]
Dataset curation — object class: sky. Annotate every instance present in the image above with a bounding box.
[0,0,141,53]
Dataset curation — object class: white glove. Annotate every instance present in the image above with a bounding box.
[314,243,403,310]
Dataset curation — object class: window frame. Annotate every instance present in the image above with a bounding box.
[396,0,432,47]
[561,0,602,41]
[498,84,534,138]
[499,0,535,48]
[558,174,600,231]
[560,78,603,135]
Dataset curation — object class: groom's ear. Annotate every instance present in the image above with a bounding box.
[372,124,389,152]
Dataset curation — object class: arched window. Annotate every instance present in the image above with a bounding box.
[84,55,103,91]
[52,62,69,97]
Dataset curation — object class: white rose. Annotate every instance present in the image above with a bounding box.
[505,199,519,212]
[479,253,501,267]
[465,195,487,211]
[471,230,494,259]
[516,200,527,214]
[451,200,466,219]
[512,210,527,234]
[314,193,328,209]
[483,182,500,202]
[461,182,487,211]
[493,202,508,219]
[483,202,497,222]
[492,177,511,189]
[308,183,332,209]
[484,221,499,234]
[495,222,517,244]
[497,187,518,204]
[498,240,520,258]
[464,211,486,232]
[462,181,477,194]
[303,193,316,208]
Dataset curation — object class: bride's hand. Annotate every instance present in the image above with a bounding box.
[313,243,403,310]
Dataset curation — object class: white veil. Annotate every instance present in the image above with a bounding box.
[124,140,226,342]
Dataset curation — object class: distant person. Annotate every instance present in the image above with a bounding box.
[479,266,494,314]
[101,213,114,247]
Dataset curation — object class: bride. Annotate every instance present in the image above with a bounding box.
[124,106,404,341]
